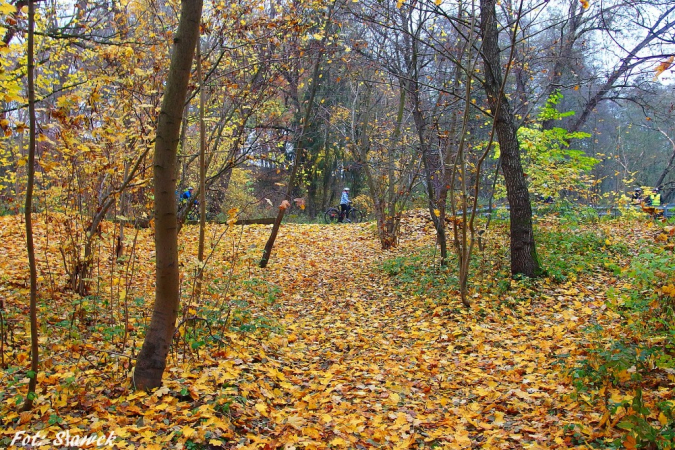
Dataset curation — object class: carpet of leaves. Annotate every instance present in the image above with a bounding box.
[0,212,673,449]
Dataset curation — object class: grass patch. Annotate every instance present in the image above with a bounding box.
[379,247,459,299]
[537,225,629,282]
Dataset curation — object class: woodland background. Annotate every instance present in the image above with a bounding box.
[1,0,675,448]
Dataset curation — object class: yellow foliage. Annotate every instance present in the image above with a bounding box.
[661,284,675,298]
[221,169,257,217]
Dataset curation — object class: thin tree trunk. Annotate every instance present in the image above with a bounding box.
[383,85,406,250]
[259,20,329,268]
[116,162,129,260]
[73,145,151,295]
[479,0,542,277]
[134,0,203,390]
[453,5,480,307]
[22,0,38,412]
[196,40,206,299]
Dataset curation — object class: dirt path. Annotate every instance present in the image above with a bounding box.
[225,222,611,449]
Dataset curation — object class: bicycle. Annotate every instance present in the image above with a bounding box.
[324,204,362,224]
[179,199,200,222]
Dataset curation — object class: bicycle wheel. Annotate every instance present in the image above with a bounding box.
[324,208,340,224]
[187,210,199,222]
[347,208,361,223]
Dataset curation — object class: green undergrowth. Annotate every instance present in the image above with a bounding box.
[537,224,630,282]
[379,221,629,303]
[562,231,675,448]
[378,247,459,300]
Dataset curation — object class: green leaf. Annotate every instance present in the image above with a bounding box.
[617,421,635,430]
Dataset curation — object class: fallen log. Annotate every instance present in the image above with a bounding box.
[233,217,276,225]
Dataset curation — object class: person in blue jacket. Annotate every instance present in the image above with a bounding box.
[181,187,195,202]
[339,187,350,222]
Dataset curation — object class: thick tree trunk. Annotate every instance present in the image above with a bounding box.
[134,0,203,390]
[480,0,542,277]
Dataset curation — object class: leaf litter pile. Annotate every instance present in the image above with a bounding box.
[0,212,673,449]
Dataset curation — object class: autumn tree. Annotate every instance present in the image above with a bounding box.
[174,0,344,228]
[369,0,446,253]
[21,0,38,412]
[259,0,339,266]
[564,1,675,134]
[0,1,175,295]
[517,92,599,201]
[479,0,543,277]
[357,75,421,249]
[497,1,675,133]
[481,1,674,206]
[339,2,425,250]
[133,0,203,390]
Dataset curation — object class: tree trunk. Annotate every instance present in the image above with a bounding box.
[22,0,38,412]
[134,0,203,390]
[479,0,542,278]
[411,90,447,262]
[195,39,206,299]
[259,25,327,268]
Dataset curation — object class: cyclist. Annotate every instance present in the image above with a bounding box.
[646,187,663,218]
[651,187,662,207]
[339,187,350,222]
[181,187,194,202]
[631,187,643,205]
[180,187,200,206]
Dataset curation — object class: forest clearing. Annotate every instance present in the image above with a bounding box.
[1,211,674,449]
[2,0,675,448]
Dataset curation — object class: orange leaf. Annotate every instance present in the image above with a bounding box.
[624,434,637,449]
[654,56,675,79]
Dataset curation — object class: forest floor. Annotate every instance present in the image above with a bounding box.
[0,212,673,449]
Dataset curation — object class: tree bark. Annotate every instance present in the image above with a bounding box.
[22,0,39,412]
[134,0,203,390]
[479,0,542,277]
[196,40,206,299]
